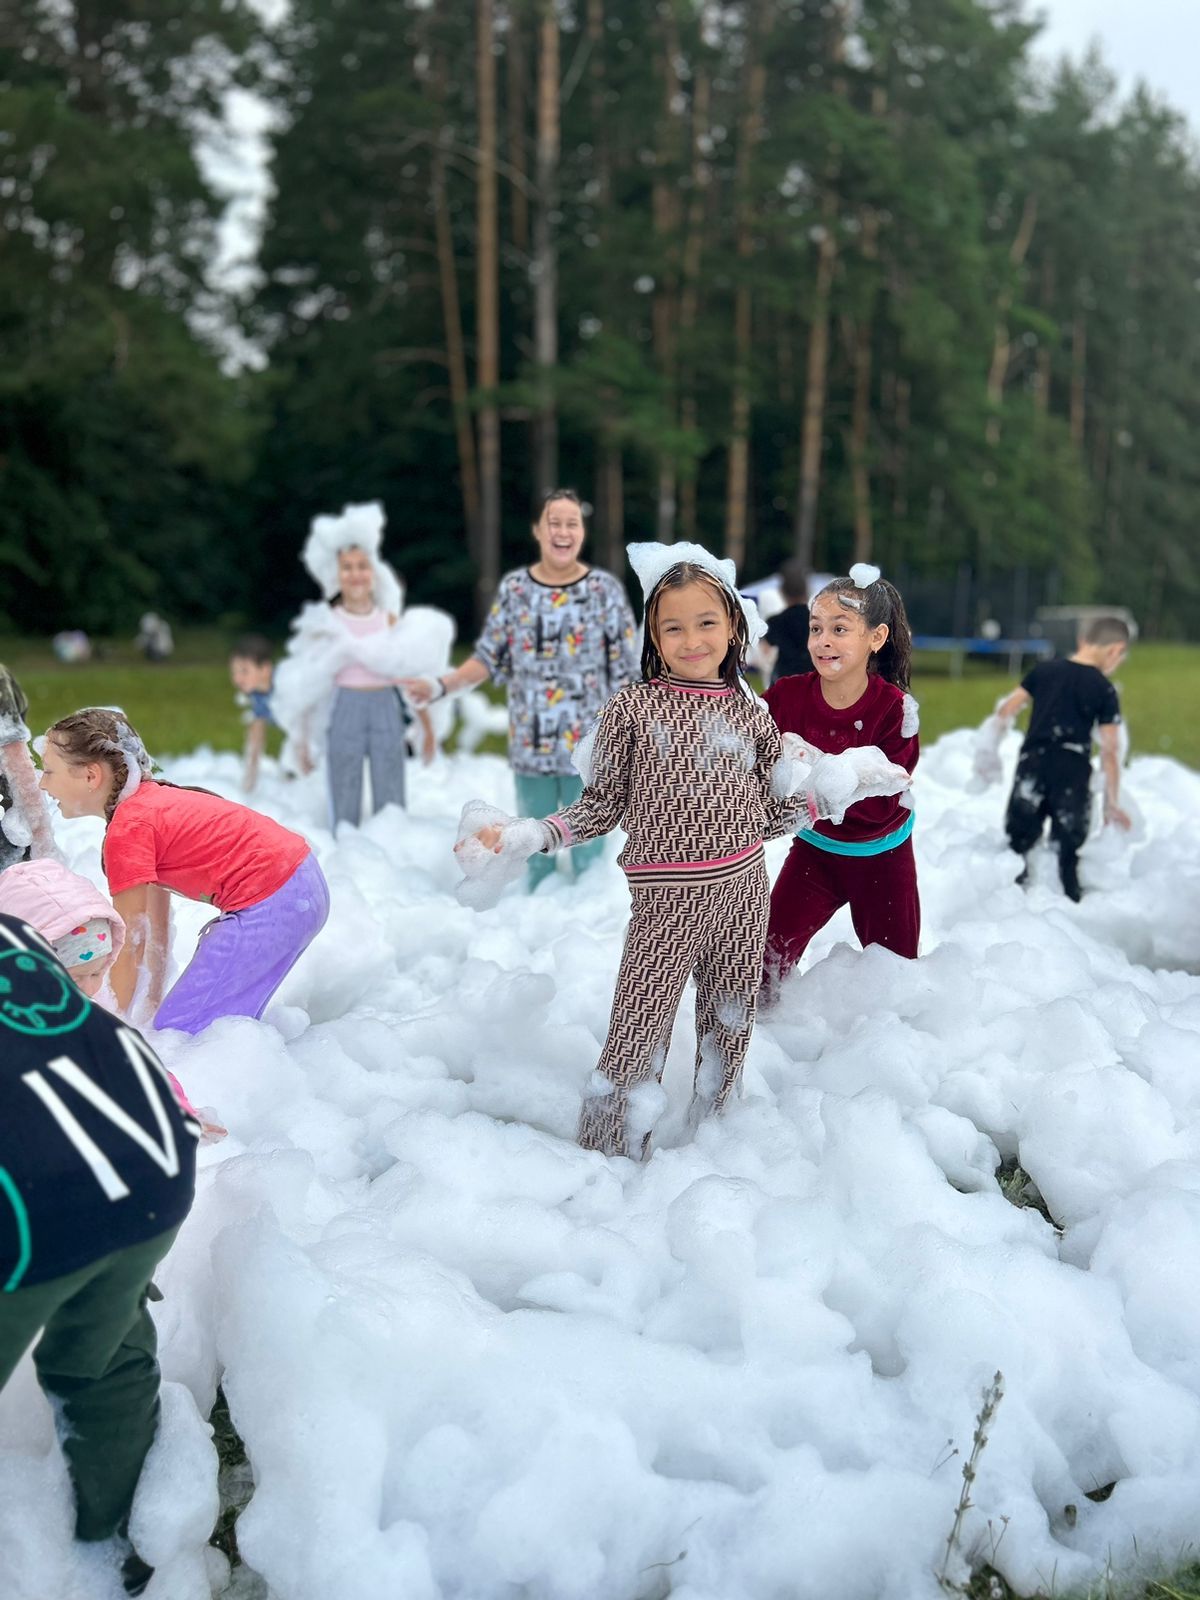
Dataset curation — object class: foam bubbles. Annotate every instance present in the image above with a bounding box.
[2,732,1198,1598]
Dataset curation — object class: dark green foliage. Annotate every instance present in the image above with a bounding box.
[0,1,262,631]
[2,1,1199,638]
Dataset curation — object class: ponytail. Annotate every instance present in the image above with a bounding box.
[815,574,912,692]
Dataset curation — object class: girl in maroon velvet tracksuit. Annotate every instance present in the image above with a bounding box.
[763,570,920,990]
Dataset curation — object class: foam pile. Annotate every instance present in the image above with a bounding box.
[2,725,1198,1599]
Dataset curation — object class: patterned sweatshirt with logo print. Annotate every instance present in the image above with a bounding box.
[540,674,801,880]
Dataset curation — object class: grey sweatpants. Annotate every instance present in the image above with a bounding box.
[327,687,407,828]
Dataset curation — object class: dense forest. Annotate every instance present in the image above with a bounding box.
[2,1,1199,637]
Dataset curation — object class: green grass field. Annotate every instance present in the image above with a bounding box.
[3,631,1197,769]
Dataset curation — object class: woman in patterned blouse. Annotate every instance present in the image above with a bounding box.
[405,489,638,889]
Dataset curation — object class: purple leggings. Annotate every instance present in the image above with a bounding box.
[153,853,330,1034]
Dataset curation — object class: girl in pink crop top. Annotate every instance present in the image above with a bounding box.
[333,607,399,689]
[271,506,453,829]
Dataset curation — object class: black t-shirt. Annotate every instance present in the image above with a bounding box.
[766,604,812,684]
[0,915,197,1290]
[1020,658,1120,757]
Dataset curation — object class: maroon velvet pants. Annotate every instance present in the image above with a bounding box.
[764,835,920,990]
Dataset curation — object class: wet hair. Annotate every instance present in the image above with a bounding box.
[1079,615,1131,648]
[642,564,749,690]
[532,487,585,522]
[46,709,147,826]
[778,557,808,605]
[48,710,219,833]
[230,633,274,665]
[813,574,913,691]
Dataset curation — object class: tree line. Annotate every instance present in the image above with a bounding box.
[2,1,1199,638]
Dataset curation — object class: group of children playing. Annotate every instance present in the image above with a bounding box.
[0,498,1136,1592]
[0,510,1134,1164]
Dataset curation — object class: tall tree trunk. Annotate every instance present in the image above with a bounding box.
[793,3,848,569]
[533,0,559,492]
[794,197,837,569]
[678,62,711,543]
[505,3,530,255]
[432,127,480,545]
[724,0,771,568]
[985,192,1038,444]
[598,425,625,573]
[476,0,501,624]
[1069,307,1087,449]
[843,207,879,564]
[848,315,873,564]
[588,0,623,562]
[891,372,911,519]
[1035,251,1054,417]
[651,5,684,541]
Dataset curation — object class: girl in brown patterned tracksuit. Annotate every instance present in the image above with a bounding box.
[469,543,801,1158]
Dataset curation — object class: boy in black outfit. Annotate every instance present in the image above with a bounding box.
[762,557,812,685]
[995,616,1132,901]
[0,913,198,1594]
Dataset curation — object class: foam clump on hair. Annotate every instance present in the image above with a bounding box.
[627,540,766,645]
[301,501,403,615]
[103,718,155,803]
[849,563,881,588]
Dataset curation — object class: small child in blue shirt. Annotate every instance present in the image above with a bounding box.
[229,634,277,793]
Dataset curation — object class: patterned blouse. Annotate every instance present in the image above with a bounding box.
[541,674,800,884]
[474,568,638,777]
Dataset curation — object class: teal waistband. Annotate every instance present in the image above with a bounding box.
[796,810,914,857]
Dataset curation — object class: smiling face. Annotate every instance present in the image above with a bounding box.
[652,580,736,681]
[532,497,586,576]
[808,593,889,689]
[37,736,112,820]
[336,545,376,608]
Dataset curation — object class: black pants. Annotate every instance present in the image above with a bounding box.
[1005,747,1092,885]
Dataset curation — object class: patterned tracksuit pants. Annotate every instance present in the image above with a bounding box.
[578,855,770,1159]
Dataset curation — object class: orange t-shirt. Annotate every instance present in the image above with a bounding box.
[103,783,309,912]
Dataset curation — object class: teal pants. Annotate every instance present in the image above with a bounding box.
[514,773,604,888]
[0,1226,180,1542]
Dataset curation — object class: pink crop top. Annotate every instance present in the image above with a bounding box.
[333,607,397,689]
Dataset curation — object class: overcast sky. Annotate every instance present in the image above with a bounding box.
[1033,0,1200,131]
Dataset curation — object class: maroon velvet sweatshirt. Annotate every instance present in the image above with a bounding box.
[763,671,919,844]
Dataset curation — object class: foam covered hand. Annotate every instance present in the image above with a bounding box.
[453,801,548,909]
[771,732,828,810]
[807,746,912,826]
[399,676,439,708]
[972,710,1010,787]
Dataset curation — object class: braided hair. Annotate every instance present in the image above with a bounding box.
[46,709,154,824]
